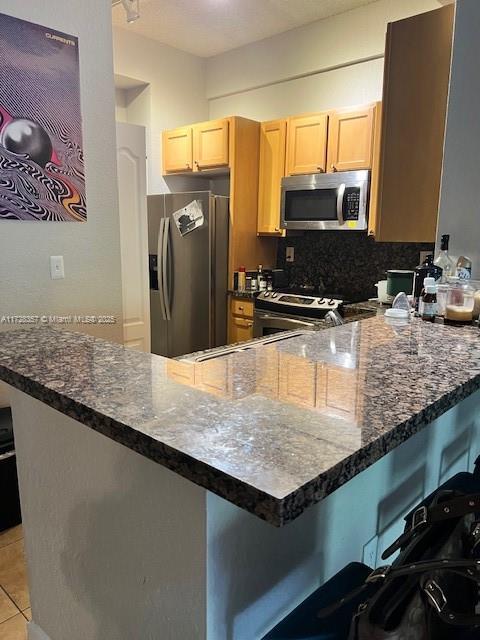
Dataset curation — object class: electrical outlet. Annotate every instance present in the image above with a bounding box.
[286,246,295,263]
[362,535,378,568]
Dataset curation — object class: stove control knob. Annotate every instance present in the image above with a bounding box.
[328,299,336,306]
[264,292,270,298]
[318,298,325,304]
[271,292,277,298]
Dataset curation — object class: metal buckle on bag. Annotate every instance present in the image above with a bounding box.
[366,566,391,583]
[424,579,447,613]
[411,506,428,531]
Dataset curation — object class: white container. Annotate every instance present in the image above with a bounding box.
[375,280,393,304]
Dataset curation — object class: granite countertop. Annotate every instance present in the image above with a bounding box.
[0,317,479,526]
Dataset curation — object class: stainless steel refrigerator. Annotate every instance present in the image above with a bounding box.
[148,192,229,358]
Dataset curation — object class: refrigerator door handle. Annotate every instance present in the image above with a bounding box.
[209,198,216,346]
[157,218,167,321]
[163,217,171,321]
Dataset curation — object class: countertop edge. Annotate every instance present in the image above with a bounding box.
[0,363,285,526]
[279,375,480,525]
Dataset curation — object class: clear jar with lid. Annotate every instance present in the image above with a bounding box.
[445,282,475,325]
[436,283,450,317]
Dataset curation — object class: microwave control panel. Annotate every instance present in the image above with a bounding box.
[343,187,361,220]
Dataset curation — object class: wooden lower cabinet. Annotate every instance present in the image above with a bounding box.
[231,298,254,318]
[229,296,254,344]
[229,316,254,343]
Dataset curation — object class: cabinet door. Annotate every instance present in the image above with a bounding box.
[193,119,229,170]
[229,315,253,344]
[257,119,287,236]
[162,127,193,173]
[286,113,328,175]
[370,5,454,242]
[327,105,375,172]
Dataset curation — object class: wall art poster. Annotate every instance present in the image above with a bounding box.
[0,13,86,221]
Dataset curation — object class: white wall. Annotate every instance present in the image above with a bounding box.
[112,28,209,194]
[0,0,124,405]
[207,0,441,121]
[12,385,480,639]
[115,88,128,122]
[436,0,480,278]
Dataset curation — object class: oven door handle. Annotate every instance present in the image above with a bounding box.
[256,314,316,328]
[337,183,346,226]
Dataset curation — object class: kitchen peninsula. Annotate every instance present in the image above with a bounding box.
[1,317,480,639]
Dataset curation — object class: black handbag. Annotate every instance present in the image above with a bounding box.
[318,468,480,640]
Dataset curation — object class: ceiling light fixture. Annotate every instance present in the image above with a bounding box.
[112,0,140,24]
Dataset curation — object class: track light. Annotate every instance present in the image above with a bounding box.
[120,0,140,23]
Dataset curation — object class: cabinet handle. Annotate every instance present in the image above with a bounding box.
[317,166,325,172]
[247,321,253,327]
[275,227,280,232]
[331,164,336,172]
[238,306,244,311]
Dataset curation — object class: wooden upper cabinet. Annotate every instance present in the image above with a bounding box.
[162,127,193,173]
[286,113,328,175]
[257,119,287,236]
[327,105,375,172]
[193,118,229,170]
[369,5,454,242]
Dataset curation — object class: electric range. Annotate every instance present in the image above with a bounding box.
[253,287,345,337]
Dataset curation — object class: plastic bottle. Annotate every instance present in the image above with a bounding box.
[421,285,437,322]
[418,277,436,316]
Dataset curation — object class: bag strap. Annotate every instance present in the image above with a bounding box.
[423,578,480,628]
[348,578,480,640]
[382,492,480,559]
[318,558,480,621]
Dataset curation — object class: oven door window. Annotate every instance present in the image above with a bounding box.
[284,188,338,222]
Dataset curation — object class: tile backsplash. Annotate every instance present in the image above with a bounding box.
[277,232,434,301]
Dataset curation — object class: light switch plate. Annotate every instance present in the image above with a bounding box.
[286,247,295,263]
[50,255,65,280]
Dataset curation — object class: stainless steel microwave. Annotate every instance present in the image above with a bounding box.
[280,170,370,231]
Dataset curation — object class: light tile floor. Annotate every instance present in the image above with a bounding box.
[0,525,30,639]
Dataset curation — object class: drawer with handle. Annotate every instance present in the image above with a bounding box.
[231,298,254,319]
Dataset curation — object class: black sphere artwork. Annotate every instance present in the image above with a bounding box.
[1,118,53,168]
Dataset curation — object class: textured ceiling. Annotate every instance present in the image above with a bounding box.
[112,0,380,57]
